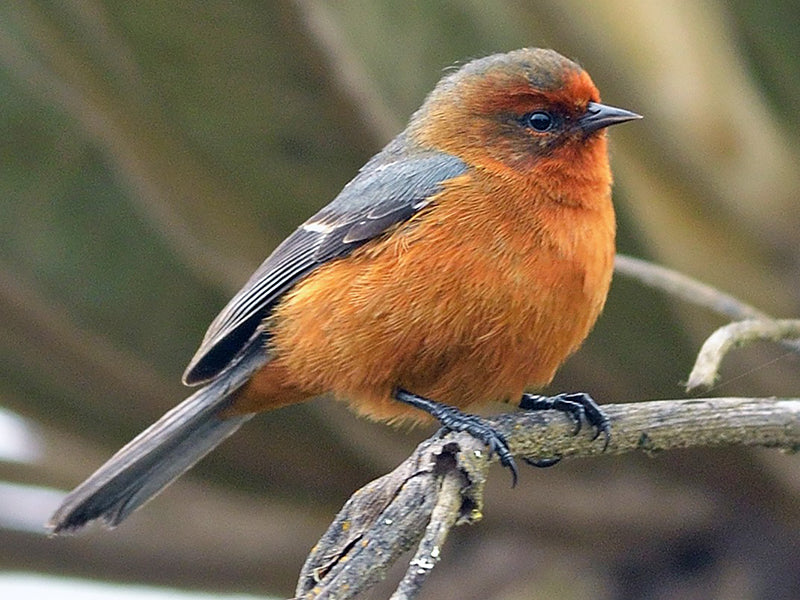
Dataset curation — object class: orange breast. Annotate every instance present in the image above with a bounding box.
[235,168,615,423]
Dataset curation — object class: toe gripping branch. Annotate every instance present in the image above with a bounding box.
[393,389,611,486]
[393,388,519,486]
[519,392,611,467]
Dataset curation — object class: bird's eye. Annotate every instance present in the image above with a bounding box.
[524,111,555,132]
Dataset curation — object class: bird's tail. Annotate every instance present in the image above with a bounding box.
[48,344,267,534]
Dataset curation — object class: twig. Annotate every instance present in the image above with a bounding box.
[613,254,768,320]
[389,458,466,600]
[295,397,800,599]
[613,254,800,356]
[686,319,800,391]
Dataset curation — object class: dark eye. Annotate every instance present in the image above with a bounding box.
[524,111,555,132]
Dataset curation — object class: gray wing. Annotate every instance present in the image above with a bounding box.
[182,150,467,385]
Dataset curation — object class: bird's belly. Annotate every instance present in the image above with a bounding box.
[263,219,610,423]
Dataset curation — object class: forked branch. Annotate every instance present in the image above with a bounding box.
[294,397,800,600]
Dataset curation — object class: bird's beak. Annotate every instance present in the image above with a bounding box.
[578,102,641,134]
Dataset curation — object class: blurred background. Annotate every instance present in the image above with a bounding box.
[1,2,799,599]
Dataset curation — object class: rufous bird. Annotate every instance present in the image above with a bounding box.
[50,47,640,533]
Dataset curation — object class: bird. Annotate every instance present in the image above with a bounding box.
[49,47,640,534]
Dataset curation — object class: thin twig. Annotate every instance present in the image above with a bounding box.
[390,460,466,600]
[614,254,800,356]
[613,254,768,320]
[686,319,800,391]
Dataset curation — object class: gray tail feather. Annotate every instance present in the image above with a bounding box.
[48,344,267,534]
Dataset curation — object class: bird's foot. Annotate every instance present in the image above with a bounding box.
[519,392,611,468]
[394,388,518,486]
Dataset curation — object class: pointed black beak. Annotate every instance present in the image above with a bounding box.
[578,101,641,134]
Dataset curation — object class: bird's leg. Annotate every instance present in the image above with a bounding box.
[393,388,518,486]
[519,392,611,468]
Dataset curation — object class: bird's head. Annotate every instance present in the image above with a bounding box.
[409,48,639,184]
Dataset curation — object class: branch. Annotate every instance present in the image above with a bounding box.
[686,319,800,390]
[388,461,466,600]
[614,254,800,356]
[294,397,800,600]
[613,254,769,321]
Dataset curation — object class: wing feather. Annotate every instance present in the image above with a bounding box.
[183,149,467,385]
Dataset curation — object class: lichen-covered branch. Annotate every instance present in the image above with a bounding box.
[295,397,800,600]
[389,461,467,600]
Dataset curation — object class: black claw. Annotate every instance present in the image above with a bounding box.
[520,391,611,453]
[494,442,518,488]
[523,455,562,468]
[395,388,518,487]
